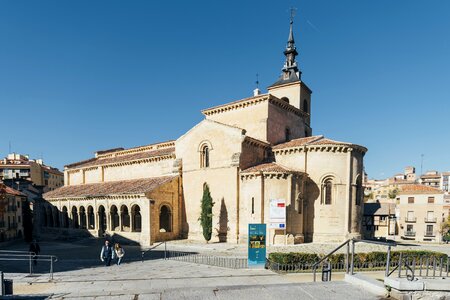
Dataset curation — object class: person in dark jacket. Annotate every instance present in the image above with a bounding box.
[29,240,41,266]
[100,240,115,266]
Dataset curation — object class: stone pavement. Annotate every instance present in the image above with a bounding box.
[10,259,382,299]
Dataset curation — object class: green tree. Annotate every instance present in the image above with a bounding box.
[388,188,398,199]
[199,183,214,242]
[440,215,450,242]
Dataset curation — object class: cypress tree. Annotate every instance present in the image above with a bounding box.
[199,183,214,242]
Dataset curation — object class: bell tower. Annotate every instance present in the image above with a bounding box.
[267,10,312,134]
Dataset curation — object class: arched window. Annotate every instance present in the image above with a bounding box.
[120,205,130,232]
[159,205,172,232]
[110,205,119,231]
[285,127,291,142]
[303,99,308,114]
[87,206,95,229]
[200,144,210,168]
[98,206,107,232]
[79,206,86,229]
[62,206,69,228]
[131,205,141,232]
[71,206,79,229]
[281,97,290,104]
[322,178,333,205]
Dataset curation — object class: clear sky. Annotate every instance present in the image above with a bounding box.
[0,0,449,179]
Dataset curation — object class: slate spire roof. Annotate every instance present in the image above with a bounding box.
[269,16,302,88]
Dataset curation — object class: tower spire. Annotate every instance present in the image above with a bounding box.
[268,8,302,88]
[283,7,299,74]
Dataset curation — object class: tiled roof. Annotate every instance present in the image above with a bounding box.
[272,135,366,152]
[65,147,175,169]
[241,162,300,174]
[399,184,444,195]
[364,202,395,216]
[0,183,25,196]
[272,136,324,149]
[43,176,177,199]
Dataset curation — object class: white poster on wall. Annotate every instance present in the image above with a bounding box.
[269,199,286,229]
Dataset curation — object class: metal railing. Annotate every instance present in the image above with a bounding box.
[424,217,437,223]
[141,241,167,261]
[387,253,449,280]
[424,231,435,237]
[166,251,248,269]
[0,250,58,280]
[405,217,417,222]
[310,239,396,282]
[404,231,416,237]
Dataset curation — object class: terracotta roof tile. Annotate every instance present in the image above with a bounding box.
[364,202,395,216]
[65,147,175,169]
[273,135,366,152]
[241,162,300,174]
[0,183,25,196]
[272,135,324,149]
[399,184,444,195]
[43,176,177,199]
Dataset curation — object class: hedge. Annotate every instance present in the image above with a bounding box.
[268,250,448,265]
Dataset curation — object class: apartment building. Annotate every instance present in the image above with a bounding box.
[398,185,449,242]
[0,153,63,192]
[0,183,25,241]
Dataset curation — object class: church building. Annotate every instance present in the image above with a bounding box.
[43,19,367,246]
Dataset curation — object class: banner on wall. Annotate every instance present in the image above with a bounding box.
[248,223,266,267]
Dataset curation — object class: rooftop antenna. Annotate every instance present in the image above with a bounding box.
[255,73,259,89]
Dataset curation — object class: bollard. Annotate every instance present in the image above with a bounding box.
[1,271,4,296]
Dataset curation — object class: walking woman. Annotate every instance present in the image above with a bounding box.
[114,243,125,265]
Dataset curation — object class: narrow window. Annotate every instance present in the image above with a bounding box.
[251,197,254,214]
[285,128,291,142]
[408,197,414,204]
[200,144,210,168]
[322,179,333,205]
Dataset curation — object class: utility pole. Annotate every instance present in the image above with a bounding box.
[420,154,424,176]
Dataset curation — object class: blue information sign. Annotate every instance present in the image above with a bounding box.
[248,223,266,267]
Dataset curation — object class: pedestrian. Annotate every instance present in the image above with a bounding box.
[114,243,125,265]
[29,240,41,266]
[100,240,115,266]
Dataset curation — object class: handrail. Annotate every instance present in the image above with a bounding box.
[141,241,167,262]
[312,238,396,282]
[0,253,58,280]
[312,239,351,282]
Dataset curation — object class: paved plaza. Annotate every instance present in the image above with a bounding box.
[2,238,449,299]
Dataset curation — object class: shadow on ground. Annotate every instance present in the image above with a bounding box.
[0,238,198,275]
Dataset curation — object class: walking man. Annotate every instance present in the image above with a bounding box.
[100,240,115,266]
[29,240,41,266]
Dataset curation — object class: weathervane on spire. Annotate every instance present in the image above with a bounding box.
[289,7,297,24]
[255,73,259,89]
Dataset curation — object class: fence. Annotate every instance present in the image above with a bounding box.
[166,251,248,269]
[388,253,449,280]
[0,250,58,280]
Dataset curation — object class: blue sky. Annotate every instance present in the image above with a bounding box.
[0,0,449,179]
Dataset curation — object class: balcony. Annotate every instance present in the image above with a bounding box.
[404,217,417,223]
[424,231,435,237]
[8,223,18,229]
[7,205,17,212]
[424,217,437,223]
[404,231,416,237]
